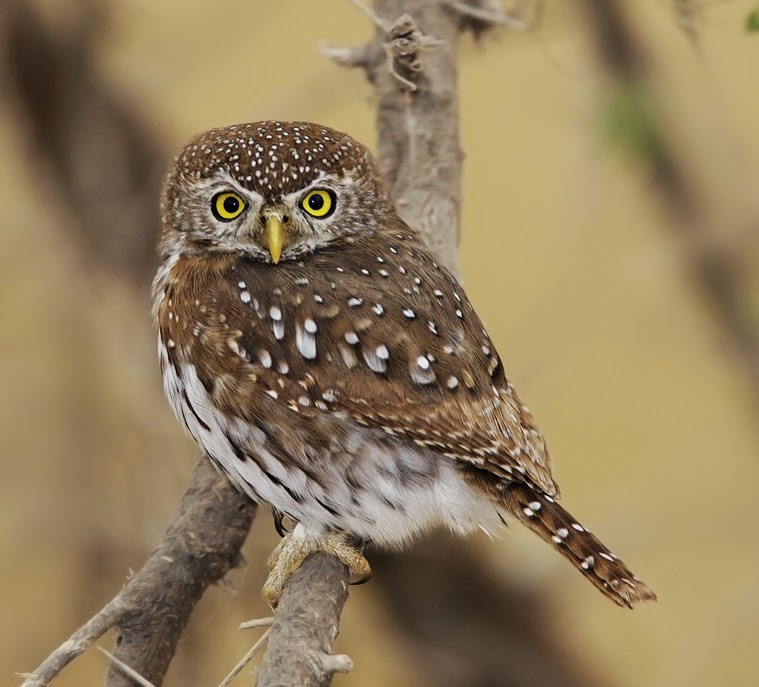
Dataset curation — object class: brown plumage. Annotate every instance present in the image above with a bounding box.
[153,121,656,608]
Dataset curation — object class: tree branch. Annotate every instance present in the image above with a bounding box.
[18,600,124,687]
[21,458,255,687]
[104,460,256,687]
[373,1,466,275]
[256,555,352,687]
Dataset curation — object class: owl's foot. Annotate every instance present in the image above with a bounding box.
[263,530,371,608]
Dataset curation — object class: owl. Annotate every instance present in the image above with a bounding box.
[153,121,655,609]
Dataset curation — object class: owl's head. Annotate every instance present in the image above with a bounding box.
[160,121,395,262]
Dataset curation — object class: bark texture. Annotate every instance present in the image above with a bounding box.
[256,555,351,687]
[103,461,256,687]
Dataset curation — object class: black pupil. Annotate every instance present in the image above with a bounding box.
[223,196,239,214]
[308,193,325,211]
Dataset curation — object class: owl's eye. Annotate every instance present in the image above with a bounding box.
[212,192,246,221]
[301,189,335,219]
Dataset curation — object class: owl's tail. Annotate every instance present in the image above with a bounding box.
[499,483,657,608]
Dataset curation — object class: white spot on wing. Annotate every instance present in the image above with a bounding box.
[296,323,317,359]
[363,348,387,373]
[258,350,272,368]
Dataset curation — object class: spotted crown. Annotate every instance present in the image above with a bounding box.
[162,121,388,225]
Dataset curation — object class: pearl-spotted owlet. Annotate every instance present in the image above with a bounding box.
[153,121,655,608]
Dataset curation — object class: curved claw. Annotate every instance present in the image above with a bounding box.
[271,508,290,538]
[349,567,372,586]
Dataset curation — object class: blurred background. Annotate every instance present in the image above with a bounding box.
[2,1,758,685]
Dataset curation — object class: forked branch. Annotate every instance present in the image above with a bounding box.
[20,459,255,687]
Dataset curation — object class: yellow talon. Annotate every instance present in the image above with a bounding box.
[263,531,371,608]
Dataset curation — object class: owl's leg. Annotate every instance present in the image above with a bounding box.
[263,524,371,608]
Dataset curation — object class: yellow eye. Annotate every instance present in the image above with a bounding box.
[212,192,246,221]
[301,189,335,218]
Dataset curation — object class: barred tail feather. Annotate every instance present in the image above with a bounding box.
[501,483,657,608]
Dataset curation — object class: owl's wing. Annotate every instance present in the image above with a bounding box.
[181,231,558,497]
[334,378,558,496]
[312,241,560,496]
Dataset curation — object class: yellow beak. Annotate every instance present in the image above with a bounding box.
[265,215,284,264]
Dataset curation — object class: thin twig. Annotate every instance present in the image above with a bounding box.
[97,648,157,687]
[317,41,373,69]
[350,0,391,30]
[443,0,528,29]
[218,629,271,687]
[239,617,274,630]
[19,600,124,687]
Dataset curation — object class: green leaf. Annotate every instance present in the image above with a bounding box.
[746,9,759,33]
[602,87,659,162]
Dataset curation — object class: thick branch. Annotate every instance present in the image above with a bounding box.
[256,555,351,687]
[21,458,255,687]
[372,1,466,276]
[103,459,255,687]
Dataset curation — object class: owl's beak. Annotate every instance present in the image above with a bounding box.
[264,214,285,264]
